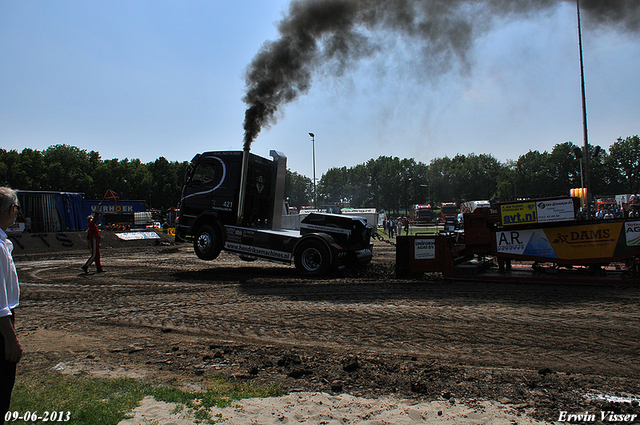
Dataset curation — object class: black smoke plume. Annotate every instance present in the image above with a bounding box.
[242,0,639,151]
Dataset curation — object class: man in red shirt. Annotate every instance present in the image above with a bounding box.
[82,213,103,273]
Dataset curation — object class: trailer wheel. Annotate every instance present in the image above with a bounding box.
[194,225,222,261]
[295,240,331,276]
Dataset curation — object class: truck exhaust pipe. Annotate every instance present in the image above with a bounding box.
[236,146,251,225]
[269,150,287,230]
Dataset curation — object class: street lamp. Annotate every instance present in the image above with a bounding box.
[309,133,316,208]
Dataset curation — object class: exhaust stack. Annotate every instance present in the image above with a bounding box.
[269,150,287,230]
[236,146,251,225]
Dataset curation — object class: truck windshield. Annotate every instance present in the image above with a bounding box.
[190,163,217,185]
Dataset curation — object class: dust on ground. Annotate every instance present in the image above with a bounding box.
[11,231,640,423]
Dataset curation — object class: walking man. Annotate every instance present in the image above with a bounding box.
[82,212,103,273]
[0,187,23,423]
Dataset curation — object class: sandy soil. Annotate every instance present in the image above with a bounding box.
[120,392,550,424]
[10,231,640,424]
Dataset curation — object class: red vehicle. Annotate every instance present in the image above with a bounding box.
[412,204,433,224]
[440,202,458,223]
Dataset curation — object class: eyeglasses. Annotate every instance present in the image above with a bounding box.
[12,204,21,212]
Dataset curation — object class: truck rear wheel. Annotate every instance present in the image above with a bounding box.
[194,225,222,260]
[295,239,331,276]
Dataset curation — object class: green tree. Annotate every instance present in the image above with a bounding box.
[126,159,154,200]
[318,167,346,205]
[607,136,640,193]
[586,144,609,196]
[347,163,372,208]
[0,149,22,187]
[496,160,517,201]
[146,158,188,209]
[397,158,417,214]
[558,142,583,193]
[513,150,555,198]
[451,153,503,202]
[3,136,639,213]
[425,156,454,205]
[285,169,312,209]
[41,145,97,193]
[92,158,130,200]
[11,148,46,189]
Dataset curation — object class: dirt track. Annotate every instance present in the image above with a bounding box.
[12,235,640,423]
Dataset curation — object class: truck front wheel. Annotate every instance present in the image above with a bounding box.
[295,240,331,276]
[194,225,222,260]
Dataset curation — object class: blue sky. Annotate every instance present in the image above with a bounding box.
[1,1,639,179]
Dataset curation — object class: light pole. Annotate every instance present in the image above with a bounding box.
[309,133,316,208]
[576,0,591,218]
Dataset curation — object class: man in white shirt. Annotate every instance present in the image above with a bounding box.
[0,187,22,423]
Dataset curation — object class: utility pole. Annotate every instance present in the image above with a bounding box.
[577,0,591,218]
[309,133,317,208]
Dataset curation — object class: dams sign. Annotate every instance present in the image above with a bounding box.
[495,221,640,262]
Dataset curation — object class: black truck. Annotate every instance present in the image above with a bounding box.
[175,150,373,276]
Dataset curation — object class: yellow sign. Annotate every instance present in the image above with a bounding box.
[546,222,622,259]
[496,221,640,261]
[500,202,537,226]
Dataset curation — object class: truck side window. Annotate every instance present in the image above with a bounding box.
[191,163,216,185]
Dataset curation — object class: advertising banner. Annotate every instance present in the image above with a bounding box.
[544,222,621,259]
[626,221,640,246]
[500,198,575,226]
[500,202,537,226]
[116,232,160,240]
[414,238,436,260]
[86,200,147,218]
[496,229,556,258]
[536,199,575,223]
[6,222,26,235]
[496,222,633,261]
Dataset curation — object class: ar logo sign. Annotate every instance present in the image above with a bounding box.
[498,231,523,246]
[497,231,526,252]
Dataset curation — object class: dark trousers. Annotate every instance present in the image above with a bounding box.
[84,238,102,270]
[0,313,17,425]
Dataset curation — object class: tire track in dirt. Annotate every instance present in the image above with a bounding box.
[16,246,640,381]
[12,242,640,425]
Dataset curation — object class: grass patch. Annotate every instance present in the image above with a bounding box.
[151,376,283,423]
[9,370,284,424]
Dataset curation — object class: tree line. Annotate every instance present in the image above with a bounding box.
[289,136,640,214]
[0,144,188,210]
[1,136,639,213]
